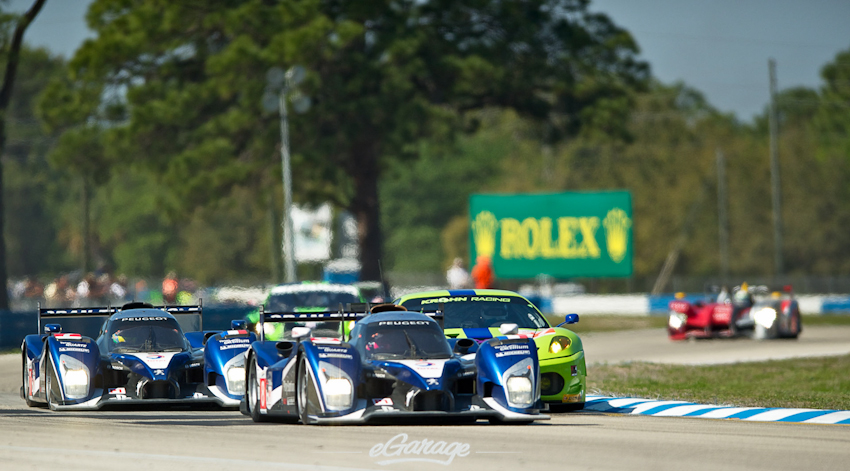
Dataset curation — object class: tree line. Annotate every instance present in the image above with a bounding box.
[1,1,849,306]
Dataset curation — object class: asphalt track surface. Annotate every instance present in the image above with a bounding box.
[2,326,849,470]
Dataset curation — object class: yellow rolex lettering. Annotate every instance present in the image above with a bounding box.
[499,218,522,259]
[521,218,541,258]
[540,218,560,259]
[579,217,601,258]
[558,217,580,257]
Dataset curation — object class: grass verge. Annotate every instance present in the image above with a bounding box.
[545,315,667,333]
[588,355,850,410]
[545,313,850,333]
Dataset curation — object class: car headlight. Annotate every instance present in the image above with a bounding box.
[754,308,777,329]
[506,376,533,407]
[59,354,90,399]
[668,311,687,330]
[319,361,354,411]
[323,378,353,410]
[225,366,246,395]
[548,336,571,354]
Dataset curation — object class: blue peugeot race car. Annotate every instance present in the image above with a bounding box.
[21,302,254,410]
[241,303,548,425]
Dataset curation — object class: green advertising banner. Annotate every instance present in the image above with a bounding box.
[469,191,633,278]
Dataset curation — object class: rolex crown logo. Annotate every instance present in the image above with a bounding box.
[471,211,498,258]
[603,208,631,263]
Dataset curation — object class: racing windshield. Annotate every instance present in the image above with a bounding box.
[107,317,188,353]
[358,321,452,361]
[400,296,549,330]
[269,291,360,340]
[268,291,360,311]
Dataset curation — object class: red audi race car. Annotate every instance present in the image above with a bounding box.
[667,283,801,340]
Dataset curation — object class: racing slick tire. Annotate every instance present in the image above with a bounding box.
[44,354,59,411]
[21,353,38,407]
[297,356,320,425]
[781,311,802,339]
[246,356,268,423]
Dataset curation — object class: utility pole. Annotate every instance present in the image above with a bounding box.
[768,58,783,277]
[716,148,729,281]
[279,88,296,283]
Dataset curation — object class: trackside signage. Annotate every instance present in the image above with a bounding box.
[469,192,633,278]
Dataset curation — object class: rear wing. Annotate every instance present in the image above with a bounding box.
[38,303,204,333]
[258,303,443,341]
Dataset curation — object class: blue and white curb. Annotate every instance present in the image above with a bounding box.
[585,395,850,425]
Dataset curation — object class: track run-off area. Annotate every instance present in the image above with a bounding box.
[2,325,849,470]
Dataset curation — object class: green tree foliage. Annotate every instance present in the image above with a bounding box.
[5,46,74,277]
[39,0,648,282]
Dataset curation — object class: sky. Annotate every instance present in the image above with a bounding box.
[9,0,850,122]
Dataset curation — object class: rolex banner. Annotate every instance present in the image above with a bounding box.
[469,192,633,278]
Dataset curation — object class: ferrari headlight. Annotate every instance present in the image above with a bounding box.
[59,354,90,399]
[549,336,571,354]
[225,366,246,395]
[754,308,777,329]
[668,311,687,330]
[506,376,533,407]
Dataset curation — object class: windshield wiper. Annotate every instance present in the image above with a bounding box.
[402,330,417,358]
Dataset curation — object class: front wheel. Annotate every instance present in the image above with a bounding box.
[246,357,267,423]
[21,353,38,407]
[297,356,320,425]
[44,354,59,410]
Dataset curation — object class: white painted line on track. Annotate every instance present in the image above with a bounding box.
[0,445,379,471]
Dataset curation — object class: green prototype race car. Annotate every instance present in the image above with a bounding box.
[396,289,586,410]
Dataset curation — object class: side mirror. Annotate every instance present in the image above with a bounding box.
[44,324,62,334]
[291,326,312,340]
[231,319,247,330]
[556,314,579,327]
[499,323,519,335]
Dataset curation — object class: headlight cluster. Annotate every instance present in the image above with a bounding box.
[548,336,571,354]
[319,361,353,411]
[754,308,777,329]
[225,365,246,395]
[59,354,90,399]
[506,376,534,407]
[502,357,536,408]
[668,311,688,330]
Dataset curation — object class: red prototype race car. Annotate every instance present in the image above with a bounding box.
[667,283,801,340]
